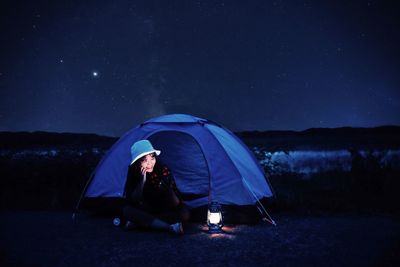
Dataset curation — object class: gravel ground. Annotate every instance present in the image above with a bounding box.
[1,211,399,267]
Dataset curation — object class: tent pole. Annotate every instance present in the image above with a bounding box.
[72,171,95,222]
[242,177,277,226]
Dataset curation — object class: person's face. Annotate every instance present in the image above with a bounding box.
[140,153,156,173]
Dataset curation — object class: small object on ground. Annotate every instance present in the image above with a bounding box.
[170,222,184,235]
[113,217,121,226]
[123,220,137,231]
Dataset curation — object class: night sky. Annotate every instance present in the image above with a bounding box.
[1,1,399,137]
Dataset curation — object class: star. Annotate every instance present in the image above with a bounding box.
[92,71,99,77]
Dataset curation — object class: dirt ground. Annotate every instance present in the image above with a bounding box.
[1,211,399,267]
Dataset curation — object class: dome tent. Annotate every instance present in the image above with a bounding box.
[79,114,274,223]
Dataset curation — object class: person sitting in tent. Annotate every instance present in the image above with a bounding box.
[123,140,190,234]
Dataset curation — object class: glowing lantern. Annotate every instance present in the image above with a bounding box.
[207,201,223,233]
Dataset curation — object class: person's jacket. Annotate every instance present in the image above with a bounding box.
[124,161,182,212]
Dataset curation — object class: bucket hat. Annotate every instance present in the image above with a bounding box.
[129,140,161,165]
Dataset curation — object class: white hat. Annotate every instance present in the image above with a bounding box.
[129,140,161,165]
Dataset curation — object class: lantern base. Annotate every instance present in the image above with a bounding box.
[208,225,224,234]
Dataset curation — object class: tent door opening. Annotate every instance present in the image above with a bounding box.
[147,131,210,201]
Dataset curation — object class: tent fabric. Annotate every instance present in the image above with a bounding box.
[84,114,273,209]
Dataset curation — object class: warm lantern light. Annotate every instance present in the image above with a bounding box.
[207,201,223,233]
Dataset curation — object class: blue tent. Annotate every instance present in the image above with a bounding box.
[83,114,273,213]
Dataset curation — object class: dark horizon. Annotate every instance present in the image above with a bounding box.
[3,122,400,138]
[1,124,399,139]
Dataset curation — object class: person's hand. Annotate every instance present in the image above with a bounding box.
[140,167,147,183]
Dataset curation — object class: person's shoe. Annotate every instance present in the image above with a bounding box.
[123,220,137,231]
[169,222,184,235]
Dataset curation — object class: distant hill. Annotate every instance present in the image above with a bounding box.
[1,126,399,151]
[237,125,400,151]
[0,131,117,150]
